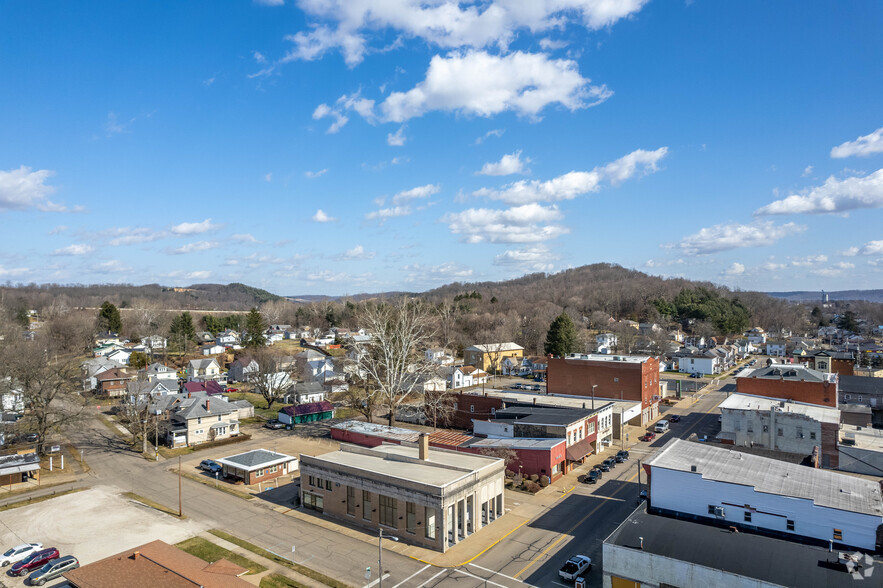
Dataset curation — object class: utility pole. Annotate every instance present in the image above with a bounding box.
[178,456,182,517]
[155,413,159,461]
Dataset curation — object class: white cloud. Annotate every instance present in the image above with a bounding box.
[443,203,569,244]
[305,168,328,178]
[493,244,558,272]
[387,126,407,146]
[391,184,441,205]
[810,266,848,278]
[365,206,412,220]
[667,220,805,255]
[253,50,268,63]
[49,225,67,235]
[477,150,531,176]
[761,262,788,271]
[312,209,337,222]
[846,239,883,256]
[106,227,165,246]
[0,265,30,277]
[802,165,813,177]
[722,262,745,277]
[831,126,883,158]
[306,270,349,283]
[203,77,216,86]
[264,172,273,182]
[790,254,828,267]
[539,38,569,50]
[97,260,133,273]
[285,0,648,67]
[754,169,883,215]
[475,128,504,144]
[168,241,220,255]
[53,244,94,256]
[339,245,375,260]
[403,262,473,283]
[474,147,667,205]
[254,0,284,5]
[644,258,687,268]
[170,218,221,235]
[0,166,61,211]
[232,233,258,243]
[314,51,609,129]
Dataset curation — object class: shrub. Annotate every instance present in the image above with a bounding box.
[529,474,539,482]
[525,481,541,493]
[539,475,550,487]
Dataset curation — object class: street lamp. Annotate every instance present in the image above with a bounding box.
[378,528,399,588]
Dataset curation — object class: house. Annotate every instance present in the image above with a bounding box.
[737,364,838,407]
[105,348,132,366]
[744,327,767,345]
[95,332,121,345]
[228,356,259,383]
[95,368,135,396]
[675,347,721,375]
[644,438,883,551]
[0,382,23,412]
[127,379,177,401]
[527,356,548,379]
[264,330,284,344]
[595,333,617,354]
[446,365,488,389]
[143,362,178,382]
[463,343,524,374]
[64,540,252,588]
[718,393,840,467]
[282,381,325,405]
[795,350,855,376]
[425,348,455,366]
[216,329,240,347]
[299,438,505,552]
[295,349,334,382]
[187,358,221,382]
[215,449,298,485]
[140,335,167,352]
[82,357,118,391]
[154,392,248,447]
[766,340,787,357]
[277,400,334,425]
[502,356,546,377]
[0,452,40,488]
[196,331,215,343]
[200,343,226,356]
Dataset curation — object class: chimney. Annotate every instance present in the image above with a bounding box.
[187,392,191,398]
[133,551,141,560]
[419,433,429,461]
[206,399,210,411]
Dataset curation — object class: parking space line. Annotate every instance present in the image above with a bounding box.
[468,563,524,584]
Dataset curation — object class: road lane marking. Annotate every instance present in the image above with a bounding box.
[392,564,431,588]
[416,569,448,587]
[468,563,525,583]
[514,469,640,579]
[455,568,510,588]
[363,573,390,587]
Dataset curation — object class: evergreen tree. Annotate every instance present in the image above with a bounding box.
[544,312,578,357]
[243,307,267,348]
[129,351,149,369]
[97,301,122,333]
[838,311,859,333]
[169,312,196,353]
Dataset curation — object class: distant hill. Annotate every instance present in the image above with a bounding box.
[284,292,411,303]
[766,290,883,303]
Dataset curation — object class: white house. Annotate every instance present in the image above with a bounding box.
[201,344,226,356]
[264,331,284,344]
[675,348,719,375]
[216,329,240,346]
[766,340,787,357]
[447,365,488,389]
[105,348,132,366]
[187,358,221,382]
[646,438,883,551]
[144,362,178,382]
[744,327,767,345]
[595,333,618,355]
[425,348,455,366]
[141,335,167,352]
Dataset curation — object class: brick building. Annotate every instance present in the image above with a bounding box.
[546,354,661,423]
[795,350,854,376]
[736,364,838,407]
[215,449,298,485]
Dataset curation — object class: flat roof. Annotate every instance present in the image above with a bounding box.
[563,353,650,364]
[840,424,883,451]
[741,364,836,383]
[303,444,499,488]
[719,393,840,424]
[647,439,883,517]
[216,449,297,471]
[459,388,629,411]
[331,420,420,442]
[467,437,564,450]
[605,506,877,588]
[494,406,593,426]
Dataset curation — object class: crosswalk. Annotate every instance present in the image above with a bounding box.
[384,563,538,588]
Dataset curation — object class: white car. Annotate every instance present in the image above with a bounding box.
[559,555,592,581]
[1,543,43,567]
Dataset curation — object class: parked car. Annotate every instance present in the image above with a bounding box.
[669,415,681,423]
[10,548,59,576]
[689,372,702,378]
[532,385,542,391]
[226,387,238,392]
[603,457,616,469]
[1,543,42,567]
[264,419,285,430]
[583,470,599,484]
[640,432,656,442]
[616,449,629,461]
[559,555,592,581]
[591,465,604,477]
[26,555,79,586]
[199,459,222,473]
[613,453,625,463]
[595,462,610,472]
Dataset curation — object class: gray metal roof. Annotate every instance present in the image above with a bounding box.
[719,393,840,424]
[216,449,296,470]
[647,439,883,517]
[839,375,883,395]
[744,364,833,383]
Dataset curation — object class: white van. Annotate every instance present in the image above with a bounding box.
[654,420,669,433]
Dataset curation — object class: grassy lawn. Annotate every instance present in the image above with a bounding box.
[224,391,281,419]
[175,536,266,575]
[261,574,310,588]
[208,530,350,588]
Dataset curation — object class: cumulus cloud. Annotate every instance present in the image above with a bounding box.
[305,168,328,178]
[754,169,883,216]
[313,51,610,130]
[722,262,745,277]
[170,218,221,235]
[666,221,805,255]
[391,184,440,205]
[106,227,165,246]
[339,245,375,260]
[474,147,667,205]
[475,128,504,144]
[831,126,883,158]
[443,203,569,244]
[493,244,558,272]
[232,233,259,243]
[168,241,220,255]
[365,206,412,220]
[53,244,94,256]
[387,126,407,146]
[845,239,883,256]
[0,166,63,211]
[802,165,813,177]
[284,0,648,67]
[0,265,30,277]
[403,262,474,283]
[312,209,336,222]
[477,151,531,176]
[790,254,827,267]
[97,260,133,273]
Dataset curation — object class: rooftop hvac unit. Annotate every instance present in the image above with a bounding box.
[713,506,725,518]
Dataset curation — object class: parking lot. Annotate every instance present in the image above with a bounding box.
[0,486,205,587]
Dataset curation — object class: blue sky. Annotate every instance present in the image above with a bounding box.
[1,1,882,296]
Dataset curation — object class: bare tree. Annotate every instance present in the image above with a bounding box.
[339,382,378,423]
[355,298,437,426]
[251,348,299,410]
[435,302,456,357]
[118,382,157,453]
[423,383,456,429]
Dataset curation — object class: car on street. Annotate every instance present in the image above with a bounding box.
[583,470,599,484]
[532,384,542,391]
[1,543,42,567]
[199,459,222,473]
[613,453,625,463]
[559,555,592,581]
[226,387,238,392]
[26,555,79,586]
[10,548,59,576]
[641,432,657,442]
[603,457,616,469]
[689,372,702,378]
[639,489,648,501]
[669,415,681,423]
[616,449,629,461]
[595,462,610,472]
[264,419,285,430]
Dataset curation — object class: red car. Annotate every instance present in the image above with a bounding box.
[10,548,58,576]
[640,432,657,442]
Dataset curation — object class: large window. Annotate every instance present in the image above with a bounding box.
[303,492,323,512]
[362,490,372,520]
[406,502,416,534]
[379,495,397,528]
[347,486,355,516]
[425,507,436,540]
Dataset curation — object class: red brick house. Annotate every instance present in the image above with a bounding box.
[795,350,855,376]
[215,449,298,485]
[95,367,135,396]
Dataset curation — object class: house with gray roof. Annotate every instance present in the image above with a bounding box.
[152,391,249,447]
[216,449,297,485]
[187,358,222,382]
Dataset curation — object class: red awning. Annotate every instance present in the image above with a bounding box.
[565,438,593,462]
